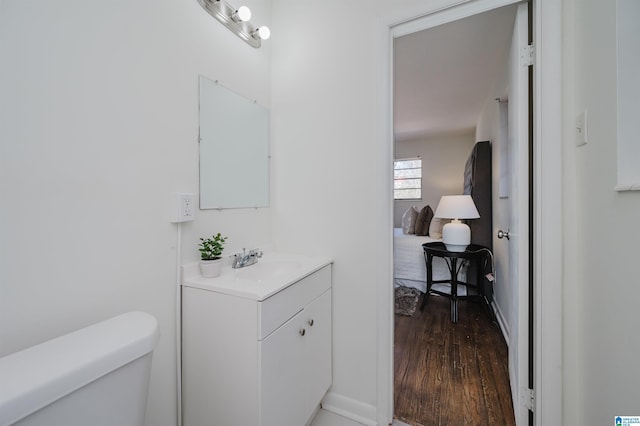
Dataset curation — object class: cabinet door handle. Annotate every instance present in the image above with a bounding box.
[308,319,314,327]
[299,328,306,336]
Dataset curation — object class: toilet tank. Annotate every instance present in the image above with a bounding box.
[0,311,159,426]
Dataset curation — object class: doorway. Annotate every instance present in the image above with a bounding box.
[390,2,531,425]
[381,1,563,425]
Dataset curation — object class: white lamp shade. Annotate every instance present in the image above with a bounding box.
[434,195,480,252]
[434,195,480,220]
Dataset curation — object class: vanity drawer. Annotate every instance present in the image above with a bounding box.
[258,265,331,340]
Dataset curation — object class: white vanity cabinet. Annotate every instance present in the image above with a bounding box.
[182,262,332,426]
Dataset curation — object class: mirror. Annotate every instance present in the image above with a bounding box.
[199,76,269,208]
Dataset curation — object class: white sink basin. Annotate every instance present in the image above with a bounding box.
[234,259,303,281]
[182,253,332,301]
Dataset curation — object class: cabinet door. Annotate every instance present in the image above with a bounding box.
[260,309,306,426]
[300,289,332,418]
[260,289,331,426]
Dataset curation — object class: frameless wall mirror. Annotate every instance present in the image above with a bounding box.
[199,76,269,208]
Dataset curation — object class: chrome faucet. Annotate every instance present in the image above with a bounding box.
[232,248,263,269]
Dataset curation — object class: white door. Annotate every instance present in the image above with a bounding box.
[501,3,531,425]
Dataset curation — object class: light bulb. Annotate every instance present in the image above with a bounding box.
[232,6,251,22]
[252,26,270,40]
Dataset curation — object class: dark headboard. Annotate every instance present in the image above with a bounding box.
[463,141,492,251]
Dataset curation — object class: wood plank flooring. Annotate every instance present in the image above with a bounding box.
[394,293,515,426]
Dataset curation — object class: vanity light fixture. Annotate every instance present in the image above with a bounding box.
[197,0,270,48]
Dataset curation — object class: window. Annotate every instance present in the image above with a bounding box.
[394,158,422,200]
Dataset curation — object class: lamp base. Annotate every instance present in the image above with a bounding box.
[442,220,471,252]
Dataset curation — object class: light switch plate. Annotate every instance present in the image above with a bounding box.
[576,109,588,147]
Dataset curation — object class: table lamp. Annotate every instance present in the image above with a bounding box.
[434,195,480,252]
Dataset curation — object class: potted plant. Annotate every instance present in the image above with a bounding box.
[198,233,227,278]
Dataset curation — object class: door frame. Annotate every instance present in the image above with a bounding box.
[378,0,562,424]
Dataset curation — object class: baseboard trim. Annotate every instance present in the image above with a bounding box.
[321,392,378,426]
[491,300,510,344]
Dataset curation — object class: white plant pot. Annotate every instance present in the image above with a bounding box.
[199,258,223,278]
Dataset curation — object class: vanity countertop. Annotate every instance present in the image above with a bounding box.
[181,253,332,301]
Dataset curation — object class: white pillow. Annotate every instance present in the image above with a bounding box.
[401,206,419,234]
[428,217,446,239]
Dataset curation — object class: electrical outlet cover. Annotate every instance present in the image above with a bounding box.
[171,192,195,223]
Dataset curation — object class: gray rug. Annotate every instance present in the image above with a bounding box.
[395,287,422,316]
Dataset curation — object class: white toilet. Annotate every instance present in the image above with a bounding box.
[0,311,159,426]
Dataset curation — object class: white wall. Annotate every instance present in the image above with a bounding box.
[394,133,476,227]
[475,30,511,338]
[0,0,272,424]
[562,0,640,424]
[270,1,386,417]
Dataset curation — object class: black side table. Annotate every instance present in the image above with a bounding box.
[420,242,493,323]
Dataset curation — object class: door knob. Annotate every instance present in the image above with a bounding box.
[497,229,510,240]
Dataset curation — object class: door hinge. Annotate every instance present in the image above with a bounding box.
[521,388,535,411]
[520,44,534,67]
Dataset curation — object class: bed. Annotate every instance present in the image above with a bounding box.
[393,140,492,297]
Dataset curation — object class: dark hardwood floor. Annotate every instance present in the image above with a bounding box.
[394,293,515,426]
